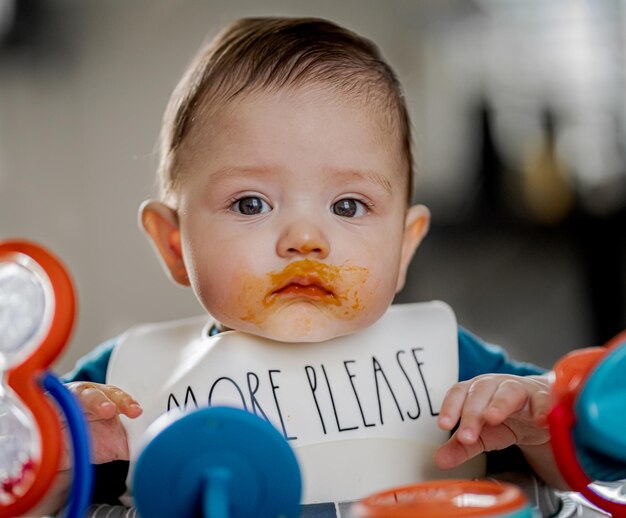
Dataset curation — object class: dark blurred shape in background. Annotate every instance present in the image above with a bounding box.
[396,0,626,365]
[0,0,74,64]
[0,0,624,371]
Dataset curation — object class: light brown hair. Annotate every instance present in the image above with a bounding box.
[157,17,413,205]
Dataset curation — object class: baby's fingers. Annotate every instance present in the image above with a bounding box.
[438,381,470,430]
[69,384,118,420]
[483,379,529,426]
[435,423,519,470]
[529,388,551,426]
[67,382,142,420]
[100,385,143,418]
[452,376,508,444]
[434,431,485,470]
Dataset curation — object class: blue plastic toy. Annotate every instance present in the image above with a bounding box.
[133,406,302,518]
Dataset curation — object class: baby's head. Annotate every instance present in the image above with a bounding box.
[141,17,430,342]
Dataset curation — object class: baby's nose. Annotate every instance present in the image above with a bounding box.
[276,219,330,259]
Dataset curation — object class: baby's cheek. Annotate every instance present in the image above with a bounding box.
[237,275,274,325]
[328,269,372,320]
[212,270,270,326]
[341,275,390,328]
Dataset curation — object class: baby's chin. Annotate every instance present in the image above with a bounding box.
[226,307,366,343]
[240,319,347,344]
[255,325,350,343]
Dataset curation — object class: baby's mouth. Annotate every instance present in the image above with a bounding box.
[260,259,345,309]
[269,275,335,301]
[239,259,368,324]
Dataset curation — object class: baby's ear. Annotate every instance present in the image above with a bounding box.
[139,200,190,286]
[396,204,430,292]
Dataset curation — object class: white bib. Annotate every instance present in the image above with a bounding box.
[107,301,484,504]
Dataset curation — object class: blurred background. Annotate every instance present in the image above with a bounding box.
[1,0,625,374]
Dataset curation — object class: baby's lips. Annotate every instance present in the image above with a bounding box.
[269,260,339,295]
[272,274,334,295]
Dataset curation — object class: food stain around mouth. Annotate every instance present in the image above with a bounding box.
[238,259,369,325]
[265,261,338,305]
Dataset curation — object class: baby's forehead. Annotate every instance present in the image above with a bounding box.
[198,79,398,126]
[189,83,404,151]
[182,84,408,177]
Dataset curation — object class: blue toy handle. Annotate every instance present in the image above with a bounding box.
[203,467,231,518]
[42,372,93,518]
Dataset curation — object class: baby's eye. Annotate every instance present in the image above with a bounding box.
[231,196,271,215]
[332,198,367,218]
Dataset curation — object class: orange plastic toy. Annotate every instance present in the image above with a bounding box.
[0,240,91,517]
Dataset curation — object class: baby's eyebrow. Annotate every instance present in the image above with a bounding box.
[206,165,276,184]
[325,168,393,195]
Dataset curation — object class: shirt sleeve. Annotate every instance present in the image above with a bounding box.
[457,327,546,381]
[61,337,118,383]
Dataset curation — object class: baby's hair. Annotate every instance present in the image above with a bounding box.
[158,17,413,205]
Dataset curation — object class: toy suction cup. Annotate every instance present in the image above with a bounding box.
[0,386,38,504]
[133,406,301,518]
[549,334,626,516]
[0,254,50,366]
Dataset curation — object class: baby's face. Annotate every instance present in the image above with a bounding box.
[172,86,424,342]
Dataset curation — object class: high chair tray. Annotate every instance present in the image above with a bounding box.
[80,472,618,518]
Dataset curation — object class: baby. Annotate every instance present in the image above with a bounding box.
[52,16,565,511]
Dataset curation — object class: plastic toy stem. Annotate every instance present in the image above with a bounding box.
[203,468,231,518]
[42,373,93,518]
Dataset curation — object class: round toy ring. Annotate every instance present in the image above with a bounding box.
[0,240,92,517]
[349,479,532,517]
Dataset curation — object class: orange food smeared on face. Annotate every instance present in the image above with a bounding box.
[237,259,369,327]
[265,260,341,306]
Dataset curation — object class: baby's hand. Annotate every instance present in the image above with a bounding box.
[434,374,551,470]
[63,382,143,469]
